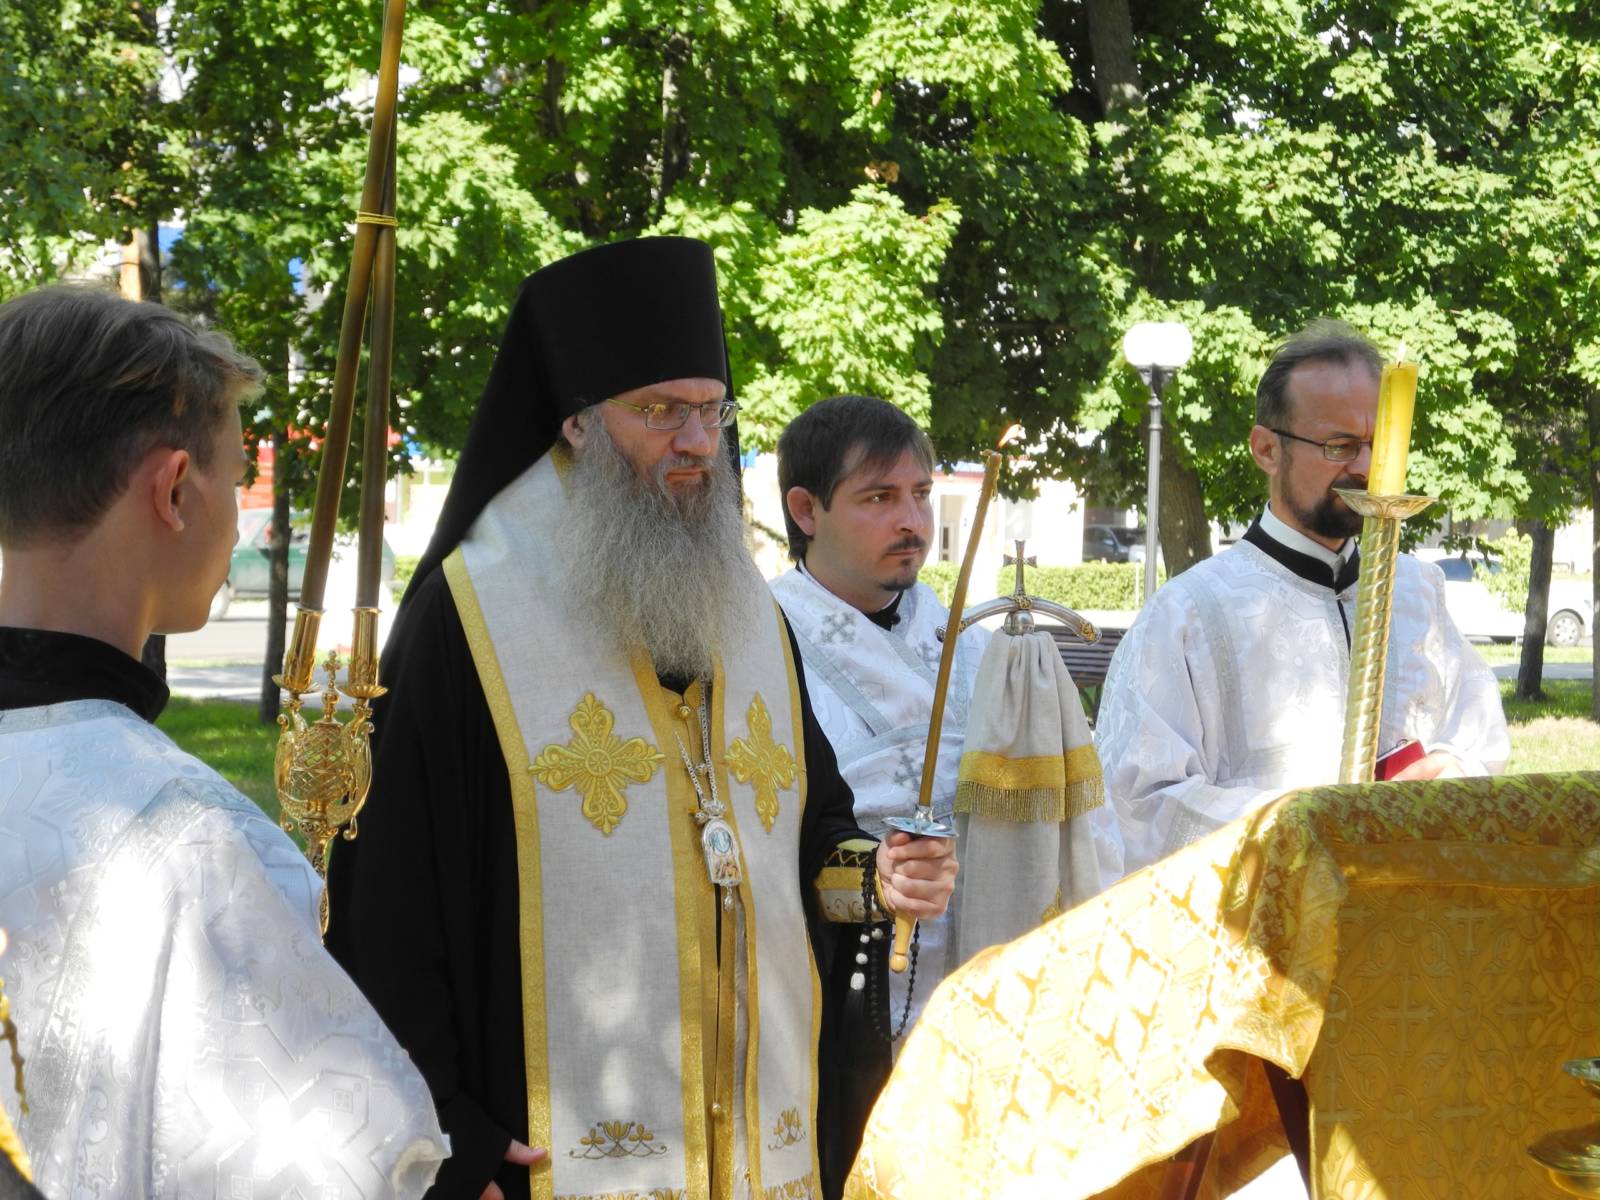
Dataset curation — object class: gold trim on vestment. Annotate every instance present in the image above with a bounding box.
[631,658,712,1200]
[702,656,752,1200]
[445,550,553,1198]
[776,610,824,1193]
[955,746,1103,822]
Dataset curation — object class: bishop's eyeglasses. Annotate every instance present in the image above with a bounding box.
[1270,428,1371,463]
[607,396,739,431]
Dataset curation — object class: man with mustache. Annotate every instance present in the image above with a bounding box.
[326,243,956,1200]
[771,396,986,1038]
[1096,320,1509,878]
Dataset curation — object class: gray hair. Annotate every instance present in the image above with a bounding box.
[1255,320,1382,428]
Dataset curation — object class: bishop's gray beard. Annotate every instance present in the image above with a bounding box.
[558,418,762,683]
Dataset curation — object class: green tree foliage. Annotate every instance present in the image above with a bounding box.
[3,0,1597,555]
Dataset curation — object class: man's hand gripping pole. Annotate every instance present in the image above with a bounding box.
[885,425,1021,972]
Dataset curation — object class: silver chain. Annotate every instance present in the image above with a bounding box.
[673,692,722,823]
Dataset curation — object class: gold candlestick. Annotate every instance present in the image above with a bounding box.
[1529,1059,1600,1195]
[1336,489,1436,784]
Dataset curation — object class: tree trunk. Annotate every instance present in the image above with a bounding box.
[1081,0,1142,114]
[1157,431,1213,577]
[1590,389,1600,722]
[1516,517,1552,701]
[260,429,293,725]
[655,32,691,217]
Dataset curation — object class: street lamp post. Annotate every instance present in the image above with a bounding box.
[1122,321,1194,604]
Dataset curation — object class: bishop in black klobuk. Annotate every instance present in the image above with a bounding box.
[326,237,957,1200]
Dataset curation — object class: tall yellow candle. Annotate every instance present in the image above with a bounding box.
[1368,359,1418,496]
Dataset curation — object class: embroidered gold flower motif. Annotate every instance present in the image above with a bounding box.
[767,1106,806,1150]
[568,1119,670,1160]
[728,693,796,833]
[532,694,663,836]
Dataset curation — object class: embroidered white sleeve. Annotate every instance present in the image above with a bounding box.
[21,778,447,1199]
[1095,587,1279,878]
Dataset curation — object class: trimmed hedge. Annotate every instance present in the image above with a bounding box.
[392,554,421,590]
[920,560,1164,610]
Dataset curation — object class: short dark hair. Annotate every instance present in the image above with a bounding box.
[1255,320,1382,428]
[776,394,934,562]
[0,286,262,547]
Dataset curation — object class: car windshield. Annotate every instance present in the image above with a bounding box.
[1111,528,1145,547]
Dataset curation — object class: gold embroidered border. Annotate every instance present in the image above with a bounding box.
[445,551,554,1199]
[630,657,712,1200]
[775,601,824,1195]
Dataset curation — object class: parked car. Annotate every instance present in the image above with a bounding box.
[1415,549,1591,646]
[211,510,392,620]
[1083,524,1147,564]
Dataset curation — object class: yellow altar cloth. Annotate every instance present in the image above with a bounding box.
[0,1102,29,1184]
[844,773,1600,1200]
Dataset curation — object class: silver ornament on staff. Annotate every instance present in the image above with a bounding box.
[886,424,1022,973]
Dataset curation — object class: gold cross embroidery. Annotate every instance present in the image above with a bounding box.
[531,693,663,835]
[728,693,796,833]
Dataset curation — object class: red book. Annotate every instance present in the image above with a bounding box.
[1375,739,1425,781]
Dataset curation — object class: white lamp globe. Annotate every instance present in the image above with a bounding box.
[1122,321,1194,371]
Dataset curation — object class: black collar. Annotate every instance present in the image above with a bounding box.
[865,590,904,631]
[0,626,169,722]
[1242,517,1360,594]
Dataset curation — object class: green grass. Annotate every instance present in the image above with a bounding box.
[1475,643,1591,666]
[1499,679,1600,774]
[156,678,1600,843]
[157,696,281,824]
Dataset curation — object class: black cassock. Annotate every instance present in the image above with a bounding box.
[326,569,890,1200]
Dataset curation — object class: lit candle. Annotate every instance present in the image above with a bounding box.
[1368,359,1418,496]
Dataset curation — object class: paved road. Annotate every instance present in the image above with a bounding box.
[166,601,1594,702]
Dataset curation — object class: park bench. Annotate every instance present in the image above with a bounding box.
[1043,624,1126,723]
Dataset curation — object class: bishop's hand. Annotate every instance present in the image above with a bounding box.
[480,1140,548,1200]
[875,831,958,921]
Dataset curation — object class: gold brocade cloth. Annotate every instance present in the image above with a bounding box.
[0,1102,29,1183]
[845,773,1600,1200]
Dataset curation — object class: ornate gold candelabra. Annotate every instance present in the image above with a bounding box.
[273,0,405,932]
[1336,488,1435,783]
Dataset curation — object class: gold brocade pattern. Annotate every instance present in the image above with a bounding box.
[844,773,1600,1200]
[814,839,876,922]
[728,693,796,832]
[0,1102,28,1184]
[555,1191,686,1200]
[531,693,664,835]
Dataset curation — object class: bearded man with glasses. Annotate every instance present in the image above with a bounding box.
[326,239,955,1200]
[1096,320,1508,882]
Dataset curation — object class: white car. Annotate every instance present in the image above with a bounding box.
[1415,550,1591,646]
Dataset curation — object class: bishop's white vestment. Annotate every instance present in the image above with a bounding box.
[0,699,446,1199]
[1096,513,1510,878]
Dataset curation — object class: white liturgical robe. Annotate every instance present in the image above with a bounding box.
[0,699,446,1199]
[771,569,986,1027]
[1097,513,1510,878]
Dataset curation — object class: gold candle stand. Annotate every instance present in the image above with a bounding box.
[1335,489,1435,784]
[1529,1059,1600,1196]
[274,607,387,931]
